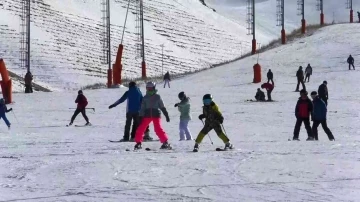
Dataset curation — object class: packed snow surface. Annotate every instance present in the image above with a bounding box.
[0,24,360,201]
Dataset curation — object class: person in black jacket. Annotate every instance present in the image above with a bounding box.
[358,11,360,23]
[293,89,314,141]
[267,69,274,85]
[255,88,266,101]
[163,71,171,88]
[295,66,306,92]
[347,55,355,70]
[318,81,328,106]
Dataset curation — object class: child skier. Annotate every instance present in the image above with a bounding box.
[0,98,12,129]
[194,94,233,152]
[174,91,192,141]
[133,82,171,150]
[68,90,90,126]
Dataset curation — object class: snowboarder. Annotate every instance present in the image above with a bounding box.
[255,88,266,101]
[174,91,192,141]
[108,81,153,142]
[194,94,233,152]
[310,91,335,141]
[318,81,328,106]
[68,90,90,126]
[293,89,314,141]
[24,71,33,93]
[267,69,274,85]
[304,64,312,82]
[347,55,355,70]
[163,71,171,88]
[0,98,12,129]
[133,81,171,150]
[261,82,274,101]
[295,66,306,92]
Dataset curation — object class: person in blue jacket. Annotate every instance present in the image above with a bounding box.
[310,91,335,141]
[109,81,153,142]
[0,98,12,129]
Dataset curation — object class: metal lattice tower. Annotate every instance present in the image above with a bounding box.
[246,0,253,35]
[316,0,322,11]
[297,0,304,17]
[101,0,111,68]
[20,0,30,72]
[276,0,282,26]
[346,0,352,9]
[135,0,142,59]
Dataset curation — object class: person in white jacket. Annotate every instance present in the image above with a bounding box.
[304,64,312,82]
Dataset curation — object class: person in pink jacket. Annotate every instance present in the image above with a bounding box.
[134,82,172,150]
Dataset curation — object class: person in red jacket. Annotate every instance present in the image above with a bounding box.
[261,82,274,101]
[293,89,314,141]
[68,90,90,126]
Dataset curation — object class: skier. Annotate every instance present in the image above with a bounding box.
[295,66,306,92]
[293,89,314,141]
[108,81,153,142]
[310,91,335,141]
[318,81,328,106]
[0,98,12,129]
[261,82,274,101]
[267,69,274,85]
[133,81,171,150]
[24,71,33,93]
[255,88,266,101]
[347,55,355,70]
[68,90,90,126]
[304,64,312,82]
[194,94,233,152]
[174,91,192,141]
[163,71,171,88]
[358,11,360,22]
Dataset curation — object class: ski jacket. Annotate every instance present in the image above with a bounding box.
[261,83,274,91]
[255,91,265,101]
[296,69,304,80]
[201,102,223,124]
[295,97,313,119]
[305,66,312,75]
[0,103,11,116]
[312,97,327,121]
[318,84,328,99]
[267,71,273,79]
[139,90,169,118]
[24,72,33,85]
[112,86,143,113]
[75,94,88,109]
[163,72,170,81]
[347,56,354,64]
[177,97,191,120]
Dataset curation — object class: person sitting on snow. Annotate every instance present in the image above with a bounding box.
[255,88,266,101]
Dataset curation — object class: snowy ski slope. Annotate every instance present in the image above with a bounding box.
[0,23,359,201]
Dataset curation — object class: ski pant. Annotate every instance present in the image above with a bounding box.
[25,84,33,93]
[71,108,89,123]
[124,112,139,140]
[293,118,313,139]
[312,120,334,140]
[305,74,311,82]
[135,117,168,143]
[320,96,328,106]
[163,79,170,88]
[267,89,273,101]
[296,79,306,91]
[195,121,229,144]
[349,63,355,70]
[179,119,192,140]
[267,78,274,85]
[0,114,10,126]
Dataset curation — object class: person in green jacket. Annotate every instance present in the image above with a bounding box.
[174,92,192,140]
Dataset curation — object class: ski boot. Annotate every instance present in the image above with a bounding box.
[68,122,73,126]
[85,122,91,126]
[224,142,234,150]
[134,143,142,150]
[160,141,172,150]
[193,143,199,152]
[119,138,130,142]
[292,138,300,141]
[306,137,314,141]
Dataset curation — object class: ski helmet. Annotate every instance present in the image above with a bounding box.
[178,92,186,100]
[0,98,4,104]
[78,90,83,95]
[202,94,213,105]
[146,81,156,90]
[310,91,317,96]
[129,81,136,88]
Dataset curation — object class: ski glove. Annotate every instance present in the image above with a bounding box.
[108,104,115,109]
[8,108,12,112]
[174,103,179,107]
[198,114,205,120]
[165,116,170,122]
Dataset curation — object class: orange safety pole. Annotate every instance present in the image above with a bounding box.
[253,63,261,83]
[0,59,12,103]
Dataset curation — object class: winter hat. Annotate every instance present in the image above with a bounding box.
[129,81,136,88]
[146,81,156,89]
[0,98,4,104]
[300,89,307,95]
[323,80,327,84]
[78,90,83,95]
[178,92,186,100]
[310,91,317,96]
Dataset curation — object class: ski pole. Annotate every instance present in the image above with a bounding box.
[201,120,213,145]
[12,110,19,124]
[221,124,228,136]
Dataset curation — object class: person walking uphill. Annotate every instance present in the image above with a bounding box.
[304,64,312,82]
[109,81,153,142]
[295,66,306,92]
[0,98,12,129]
[293,90,314,141]
[133,82,172,150]
[347,55,355,70]
[68,90,90,126]
[267,69,274,85]
[163,71,171,88]
[174,92,192,141]
[310,91,335,141]
[194,94,233,152]
[24,71,33,93]
[318,81,328,106]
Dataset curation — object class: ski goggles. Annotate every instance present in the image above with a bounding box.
[203,99,212,105]
[146,87,155,91]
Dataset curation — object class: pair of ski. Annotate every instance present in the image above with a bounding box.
[124,147,232,152]
[66,124,91,127]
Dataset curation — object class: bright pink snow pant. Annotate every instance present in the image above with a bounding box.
[135,117,168,143]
